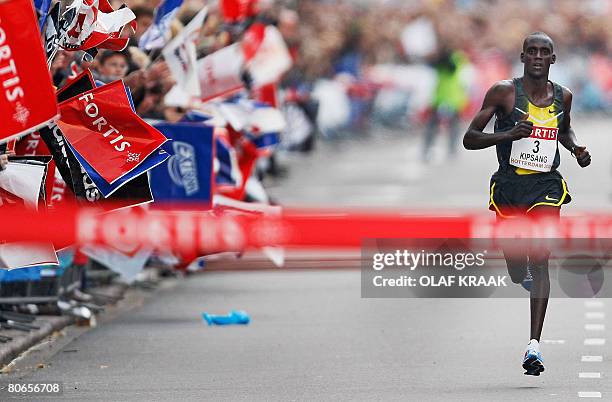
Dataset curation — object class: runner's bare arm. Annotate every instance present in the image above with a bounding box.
[463,81,532,150]
[558,88,591,167]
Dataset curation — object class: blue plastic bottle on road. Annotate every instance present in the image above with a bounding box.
[202,310,250,326]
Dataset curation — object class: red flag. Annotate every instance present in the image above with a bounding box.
[220,0,258,23]
[57,80,167,184]
[0,0,58,143]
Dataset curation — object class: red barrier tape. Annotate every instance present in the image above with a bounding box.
[4,206,612,254]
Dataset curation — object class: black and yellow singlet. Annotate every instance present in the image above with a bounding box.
[494,78,565,175]
[488,78,571,217]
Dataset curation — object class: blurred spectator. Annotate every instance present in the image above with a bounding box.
[422,47,470,161]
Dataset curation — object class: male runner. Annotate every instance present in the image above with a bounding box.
[462,32,591,376]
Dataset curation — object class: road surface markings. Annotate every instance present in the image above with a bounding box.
[582,356,603,363]
[585,324,605,331]
[584,339,606,346]
[578,391,602,398]
[579,301,605,399]
[542,339,565,345]
[585,312,605,320]
[584,301,604,309]
[579,372,602,379]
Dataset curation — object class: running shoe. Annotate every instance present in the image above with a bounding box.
[521,266,533,292]
[523,341,545,376]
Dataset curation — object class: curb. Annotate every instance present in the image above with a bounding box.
[0,283,128,369]
[0,315,73,368]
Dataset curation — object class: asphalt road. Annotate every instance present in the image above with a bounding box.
[2,117,611,401]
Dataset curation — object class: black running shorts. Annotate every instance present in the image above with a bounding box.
[488,170,571,217]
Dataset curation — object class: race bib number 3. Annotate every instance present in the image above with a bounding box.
[509,126,558,172]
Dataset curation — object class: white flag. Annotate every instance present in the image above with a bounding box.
[162,8,208,106]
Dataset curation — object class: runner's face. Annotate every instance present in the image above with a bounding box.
[521,38,555,79]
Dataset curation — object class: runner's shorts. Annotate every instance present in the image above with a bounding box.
[488,170,571,217]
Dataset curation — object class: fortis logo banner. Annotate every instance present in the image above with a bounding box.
[0,0,58,142]
[57,80,167,184]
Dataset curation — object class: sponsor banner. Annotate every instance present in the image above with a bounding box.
[149,123,214,205]
[6,207,612,273]
[138,0,183,51]
[60,0,136,51]
[47,162,69,208]
[0,0,59,143]
[68,143,169,197]
[57,80,168,184]
[197,43,245,102]
[40,69,154,211]
[40,123,154,210]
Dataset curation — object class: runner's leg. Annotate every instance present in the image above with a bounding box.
[496,213,529,283]
[526,205,559,341]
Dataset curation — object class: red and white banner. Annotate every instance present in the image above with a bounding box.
[57,80,168,184]
[0,0,58,143]
[197,43,245,102]
[60,0,136,51]
[0,206,612,256]
[244,24,292,88]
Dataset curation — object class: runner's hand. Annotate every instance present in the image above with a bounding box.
[574,146,591,167]
[508,113,533,141]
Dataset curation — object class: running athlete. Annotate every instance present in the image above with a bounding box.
[462,32,591,376]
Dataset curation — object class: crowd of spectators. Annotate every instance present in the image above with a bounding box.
[296,0,612,118]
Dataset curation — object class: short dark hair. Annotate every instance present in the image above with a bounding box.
[98,50,130,66]
[523,32,554,52]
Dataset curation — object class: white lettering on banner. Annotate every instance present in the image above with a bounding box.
[168,141,199,196]
[509,126,558,172]
[0,21,29,126]
[76,212,248,253]
[50,170,66,204]
[25,132,41,154]
[77,93,132,153]
[51,123,69,159]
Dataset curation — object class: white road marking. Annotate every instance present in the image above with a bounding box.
[585,312,605,320]
[579,372,602,378]
[578,391,602,398]
[585,324,606,331]
[584,301,604,309]
[541,339,565,344]
[582,356,603,362]
[584,339,606,346]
